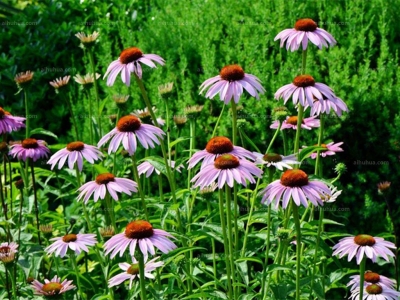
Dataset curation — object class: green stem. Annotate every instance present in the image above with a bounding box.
[61,92,80,140]
[310,208,324,297]
[314,114,325,176]
[359,257,366,300]
[112,108,121,175]
[105,194,116,231]
[71,253,86,300]
[157,175,164,202]
[187,118,195,189]
[266,121,282,154]
[212,105,225,138]
[138,252,148,300]
[231,100,238,145]
[131,153,149,220]
[206,200,218,288]
[218,189,233,299]
[282,130,288,156]
[24,90,30,138]
[85,89,94,145]
[87,49,102,137]
[292,203,302,300]
[30,160,41,245]
[225,186,237,299]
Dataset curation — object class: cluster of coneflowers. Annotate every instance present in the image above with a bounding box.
[0,18,398,300]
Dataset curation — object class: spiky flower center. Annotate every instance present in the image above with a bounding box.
[42,282,63,294]
[205,136,234,154]
[62,234,77,243]
[120,47,143,64]
[0,246,10,254]
[127,263,140,275]
[117,115,142,132]
[286,116,302,126]
[263,153,282,163]
[293,75,315,87]
[0,107,6,118]
[125,220,154,239]
[67,141,85,151]
[281,169,309,187]
[214,154,240,169]
[365,284,383,295]
[0,142,8,152]
[220,65,245,82]
[294,18,318,32]
[22,138,39,149]
[95,173,116,185]
[364,271,380,283]
[354,234,376,246]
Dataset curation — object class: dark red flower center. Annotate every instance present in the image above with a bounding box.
[62,234,77,243]
[354,234,376,246]
[42,282,63,294]
[286,116,304,126]
[214,154,240,169]
[125,220,154,239]
[0,142,7,152]
[117,115,142,132]
[0,107,7,118]
[313,143,327,148]
[120,47,143,64]
[294,18,318,32]
[127,263,140,275]
[281,169,309,187]
[293,75,315,87]
[263,153,282,163]
[364,271,380,283]
[95,173,116,185]
[205,136,234,154]
[365,284,383,295]
[0,246,10,254]
[67,141,85,151]
[220,65,245,82]
[22,138,39,149]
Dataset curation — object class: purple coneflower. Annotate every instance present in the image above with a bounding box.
[307,96,348,117]
[47,141,103,171]
[199,64,265,104]
[270,116,320,130]
[77,173,138,204]
[253,152,299,170]
[191,154,262,190]
[104,47,165,86]
[49,76,70,89]
[131,107,165,126]
[275,75,336,108]
[347,271,396,291]
[104,220,177,259]
[108,256,164,289]
[138,160,183,177]
[308,142,344,159]
[45,233,97,258]
[320,186,342,203]
[31,275,75,297]
[188,136,256,169]
[274,18,336,52]
[0,242,18,263]
[9,138,50,162]
[349,284,400,300]
[332,234,396,265]
[0,107,26,134]
[98,115,165,156]
[260,169,331,208]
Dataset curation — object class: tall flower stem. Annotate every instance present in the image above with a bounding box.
[16,187,24,244]
[5,265,16,299]
[359,257,366,300]
[212,105,226,138]
[314,114,325,176]
[206,199,218,288]
[24,90,30,138]
[60,92,80,140]
[131,153,149,220]
[231,100,238,145]
[157,175,164,202]
[84,90,94,145]
[137,251,148,300]
[218,189,233,299]
[87,49,102,137]
[104,194,116,231]
[0,168,10,241]
[225,186,237,299]
[30,160,41,245]
[75,166,92,232]
[187,118,196,189]
[292,202,302,300]
[71,253,86,300]
[266,121,282,154]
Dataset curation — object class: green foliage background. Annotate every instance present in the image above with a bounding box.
[1,0,400,290]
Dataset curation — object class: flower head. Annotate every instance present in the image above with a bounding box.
[377,181,391,195]
[199,64,265,104]
[270,115,320,130]
[347,271,396,292]
[49,76,71,89]
[9,139,50,162]
[173,115,187,129]
[349,284,400,300]
[260,169,331,209]
[191,154,262,189]
[75,31,99,47]
[188,136,256,169]
[158,82,174,97]
[77,173,138,204]
[274,18,336,51]
[47,141,103,171]
[253,152,299,170]
[31,275,75,297]
[305,142,344,159]
[14,71,34,88]
[45,233,97,258]
[74,73,101,88]
[0,107,26,134]
[275,75,336,108]
[104,220,177,259]
[108,256,164,289]
[184,105,204,117]
[138,160,183,177]
[320,186,342,203]
[104,47,165,86]
[0,242,18,263]
[98,115,165,156]
[332,234,396,264]
[131,107,165,126]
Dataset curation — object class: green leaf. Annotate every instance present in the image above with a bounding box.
[239,128,261,153]
[298,146,327,162]
[92,163,110,175]
[30,128,58,140]
[169,137,190,149]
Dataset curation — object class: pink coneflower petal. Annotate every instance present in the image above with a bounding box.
[9,138,50,162]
